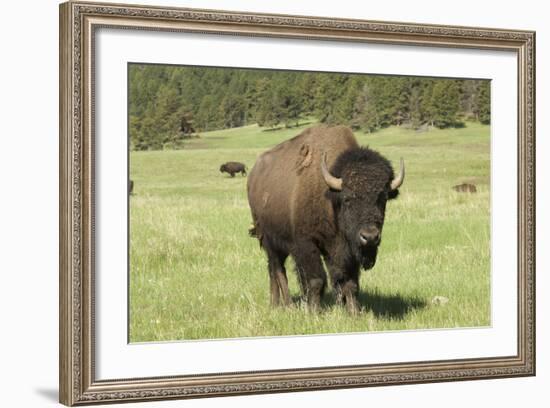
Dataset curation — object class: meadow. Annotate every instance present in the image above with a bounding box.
[129,122,491,342]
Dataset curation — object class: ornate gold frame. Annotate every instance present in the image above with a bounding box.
[59,1,536,405]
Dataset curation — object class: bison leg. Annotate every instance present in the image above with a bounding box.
[268,262,290,307]
[325,260,346,306]
[333,282,345,306]
[293,243,327,310]
[275,266,290,306]
[269,271,280,306]
[332,278,359,314]
[230,172,235,177]
[266,245,290,307]
[326,253,360,314]
[342,280,360,315]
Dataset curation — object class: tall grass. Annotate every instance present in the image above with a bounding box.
[129,122,490,342]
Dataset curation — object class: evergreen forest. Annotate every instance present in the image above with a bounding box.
[129,64,490,151]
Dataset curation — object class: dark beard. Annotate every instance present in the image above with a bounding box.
[358,245,378,270]
[344,232,379,270]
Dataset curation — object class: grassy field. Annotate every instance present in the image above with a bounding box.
[129,122,491,342]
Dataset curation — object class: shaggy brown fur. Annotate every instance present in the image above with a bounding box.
[247,125,403,313]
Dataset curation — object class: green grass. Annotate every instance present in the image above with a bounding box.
[129,121,491,342]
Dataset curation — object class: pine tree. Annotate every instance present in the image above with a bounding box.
[219,93,246,129]
[335,76,362,128]
[476,81,491,124]
[355,83,380,133]
[459,79,480,120]
[315,74,348,124]
[297,73,318,116]
[278,81,302,128]
[409,85,423,129]
[428,80,461,128]
[195,95,221,131]
[255,78,283,128]
[390,77,411,126]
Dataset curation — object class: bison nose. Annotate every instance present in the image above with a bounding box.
[358,227,380,246]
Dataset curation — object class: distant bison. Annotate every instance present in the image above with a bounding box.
[129,180,134,195]
[247,125,404,313]
[453,183,477,193]
[220,162,247,177]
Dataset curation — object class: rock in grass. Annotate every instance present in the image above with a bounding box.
[431,296,450,305]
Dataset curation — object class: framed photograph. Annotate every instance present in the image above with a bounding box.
[59,1,535,405]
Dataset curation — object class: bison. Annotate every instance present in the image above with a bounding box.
[247,125,404,313]
[452,183,477,193]
[220,162,247,177]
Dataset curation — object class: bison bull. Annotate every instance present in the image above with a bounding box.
[247,125,404,313]
[453,183,477,193]
[220,162,247,177]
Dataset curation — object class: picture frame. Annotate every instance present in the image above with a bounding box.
[59,1,536,405]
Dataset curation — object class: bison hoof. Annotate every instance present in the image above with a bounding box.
[346,300,360,315]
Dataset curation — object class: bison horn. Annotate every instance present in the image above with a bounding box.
[390,158,405,191]
[321,152,343,191]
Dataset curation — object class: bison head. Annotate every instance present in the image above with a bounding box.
[219,164,226,173]
[322,148,404,270]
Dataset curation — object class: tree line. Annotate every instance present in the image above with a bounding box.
[129,64,490,150]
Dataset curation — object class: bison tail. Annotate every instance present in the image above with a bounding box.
[248,224,264,248]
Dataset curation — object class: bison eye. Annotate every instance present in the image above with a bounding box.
[343,194,356,204]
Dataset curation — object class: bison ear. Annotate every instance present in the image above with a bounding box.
[296,143,313,170]
[388,189,400,200]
